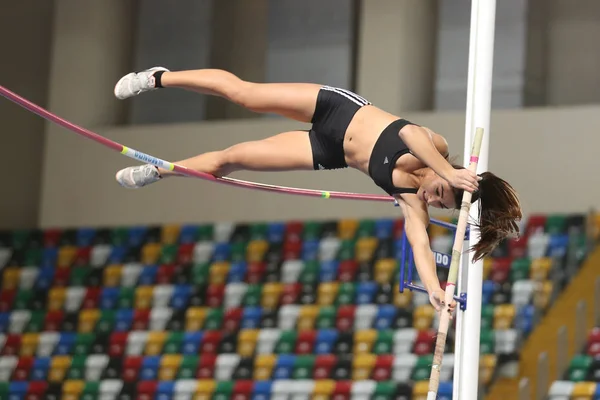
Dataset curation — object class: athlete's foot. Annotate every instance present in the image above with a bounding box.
[116,164,162,189]
[114,66,169,100]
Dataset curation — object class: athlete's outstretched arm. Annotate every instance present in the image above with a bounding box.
[399,125,479,193]
[398,196,456,316]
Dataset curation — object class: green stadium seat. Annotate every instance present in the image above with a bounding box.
[337,239,356,261]
[163,331,184,354]
[299,261,319,285]
[480,329,495,354]
[545,214,567,234]
[230,242,247,262]
[412,355,434,381]
[356,219,376,238]
[372,381,396,400]
[373,330,394,355]
[213,381,234,400]
[293,355,315,379]
[250,223,268,240]
[24,248,42,266]
[14,289,32,310]
[81,381,100,400]
[204,309,224,330]
[74,333,95,356]
[192,263,210,285]
[510,258,531,282]
[243,284,263,307]
[110,228,128,246]
[12,230,31,250]
[67,354,86,380]
[96,310,115,334]
[303,221,323,241]
[26,310,45,333]
[177,354,199,379]
[481,304,495,330]
[159,244,178,264]
[336,282,356,305]
[568,354,593,382]
[316,306,337,329]
[275,331,297,354]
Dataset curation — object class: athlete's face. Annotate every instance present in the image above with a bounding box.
[418,175,456,210]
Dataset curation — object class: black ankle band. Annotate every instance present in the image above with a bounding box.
[153,71,165,88]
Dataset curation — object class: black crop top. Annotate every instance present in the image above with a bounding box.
[368,119,419,196]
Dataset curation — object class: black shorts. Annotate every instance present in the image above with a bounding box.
[308,86,371,170]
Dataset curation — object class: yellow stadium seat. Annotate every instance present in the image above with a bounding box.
[62,380,85,400]
[493,304,516,330]
[247,240,269,262]
[20,333,39,357]
[479,354,497,386]
[185,307,208,331]
[354,329,377,354]
[338,219,359,240]
[2,267,20,290]
[375,259,396,285]
[141,243,162,265]
[571,382,596,399]
[429,216,451,239]
[57,246,78,268]
[534,280,554,310]
[317,282,339,306]
[355,237,378,263]
[297,305,319,331]
[412,380,430,399]
[161,225,181,244]
[49,356,72,382]
[238,329,260,357]
[48,287,67,311]
[195,380,216,400]
[313,379,336,400]
[394,284,412,308]
[209,262,230,285]
[253,354,277,380]
[159,354,182,381]
[145,332,167,355]
[261,282,283,309]
[135,286,154,310]
[353,353,377,380]
[78,309,100,333]
[413,305,436,331]
[103,265,123,287]
[530,257,552,281]
[483,258,493,280]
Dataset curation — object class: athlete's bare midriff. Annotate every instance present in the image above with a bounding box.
[341,105,405,173]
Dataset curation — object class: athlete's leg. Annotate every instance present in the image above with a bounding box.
[115,130,314,188]
[115,68,321,123]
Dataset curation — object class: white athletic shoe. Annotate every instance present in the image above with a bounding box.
[114,66,170,100]
[116,164,162,189]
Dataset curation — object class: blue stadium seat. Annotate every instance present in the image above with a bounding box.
[267,223,285,243]
[76,228,96,247]
[242,307,263,329]
[128,227,148,248]
[547,234,569,258]
[320,261,339,282]
[170,285,192,309]
[0,313,10,333]
[100,288,120,310]
[31,357,50,380]
[374,305,396,330]
[315,330,338,354]
[302,240,320,261]
[482,281,495,304]
[515,305,536,335]
[356,282,378,304]
[138,265,158,285]
[55,332,76,355]
[213,243,231,262]
[107,246,126,264]
[35,266,54,290]
[157,381,175,398]
[438,382,453,400]
[228,262,248,283]
[41,248,58,268]
[179,225,199,244]
[182,332,203,355]
[375,219,394,240]
[9,381,28,400]
[273,355,295,379]
[140,356,160,380]
[252,380,273,400]
[114,310,134,332]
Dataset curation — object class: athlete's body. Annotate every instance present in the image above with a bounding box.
[114,67,522,316]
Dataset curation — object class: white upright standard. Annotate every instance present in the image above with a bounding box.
[453,0,496,399]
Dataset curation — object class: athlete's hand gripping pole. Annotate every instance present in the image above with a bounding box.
[426,127,484,400]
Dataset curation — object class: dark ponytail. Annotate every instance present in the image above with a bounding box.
[452,168,522,261]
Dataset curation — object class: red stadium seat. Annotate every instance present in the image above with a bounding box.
[122,356,143,382]
[206,284,225,308]
[295,331,317,354]
[332,381,352,400]
[247,262,266,284]
[156,264,175,284]
[223,308,243,332]
[177,243,195,264]
[82,288,101,309]
[413,330,436,355]
[490,258,512,284]
[109,332,128,357]
[283,240,302,261]
[0,289,16,312]
[314,355,337,379]
[44,311,64,332]
[132,310,150,331]
[200,331,222,354]
[12,357,34,381]
[372,355,394,381]
[281,283,302,305]
[337,260,358,283]
[136,381,158,400]
[197,354,217,379]
[336,305,357,331]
